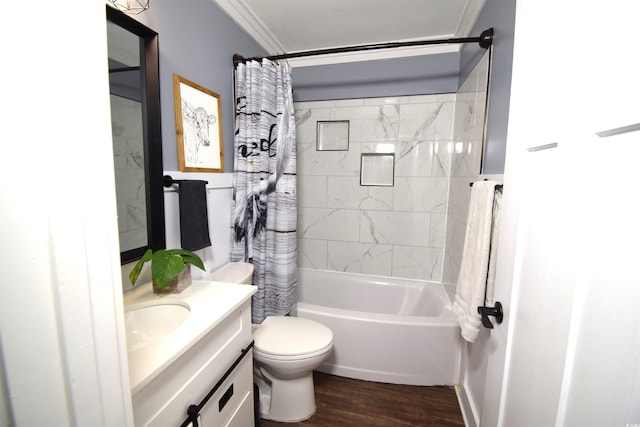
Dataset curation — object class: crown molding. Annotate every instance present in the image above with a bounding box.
[211,0,285,53]
[213,0,484,67]
[456,0,487,39]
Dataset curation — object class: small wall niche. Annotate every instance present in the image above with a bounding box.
[316,120,350,151]
[360,153,395,186]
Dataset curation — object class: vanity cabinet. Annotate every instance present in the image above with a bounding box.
[125,281,256,426]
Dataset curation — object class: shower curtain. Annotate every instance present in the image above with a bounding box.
[231,59,297,324]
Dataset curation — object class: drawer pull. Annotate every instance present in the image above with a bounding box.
[219,384,234,412]
[181,341,254,427]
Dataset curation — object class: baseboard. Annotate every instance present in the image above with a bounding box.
[455,383,478,427]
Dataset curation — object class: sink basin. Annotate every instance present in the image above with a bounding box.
[125,301,191,352]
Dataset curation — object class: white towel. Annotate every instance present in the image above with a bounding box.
[453,180,502,342]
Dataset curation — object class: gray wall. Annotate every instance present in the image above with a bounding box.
[128,0,267,172]
[460,0,517,174]
[291,52,461,101]
[292,0,516,174]
[126,0,515,174]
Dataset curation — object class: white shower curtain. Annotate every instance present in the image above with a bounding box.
[231,59,297,324]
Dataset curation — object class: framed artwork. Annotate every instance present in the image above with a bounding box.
[173,74,224,172]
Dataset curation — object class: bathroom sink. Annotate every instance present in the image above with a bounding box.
[125,301,191,352]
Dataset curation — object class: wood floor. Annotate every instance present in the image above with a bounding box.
[259,372,465,426]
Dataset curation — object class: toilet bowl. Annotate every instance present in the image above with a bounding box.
[210,262,334,423]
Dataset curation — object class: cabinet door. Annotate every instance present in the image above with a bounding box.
[198,355,254,426]
[224,392,255,427]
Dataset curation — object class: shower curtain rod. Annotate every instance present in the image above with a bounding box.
[233,28,493,66]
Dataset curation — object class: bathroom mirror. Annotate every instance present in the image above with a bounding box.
[107,5,165,263]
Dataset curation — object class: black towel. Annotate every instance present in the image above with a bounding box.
[178,180,212,251]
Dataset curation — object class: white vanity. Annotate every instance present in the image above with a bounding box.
[124,280,257,426]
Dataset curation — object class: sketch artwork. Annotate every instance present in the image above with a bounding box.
[173,74,223,172]
[181,98,216,166]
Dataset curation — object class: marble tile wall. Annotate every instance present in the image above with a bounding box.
[295,94,456,281]
[295,51,490,284]
[443,51,490,286]
[110,94,147,253]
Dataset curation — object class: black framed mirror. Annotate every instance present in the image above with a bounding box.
[106,5,165,263]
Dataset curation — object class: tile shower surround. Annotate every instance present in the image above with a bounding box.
[295,56,488,283]
[111,95,147,253]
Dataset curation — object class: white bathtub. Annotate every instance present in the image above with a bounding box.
[296,268,461,386]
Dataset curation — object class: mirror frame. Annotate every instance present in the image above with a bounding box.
[107,5,165,263]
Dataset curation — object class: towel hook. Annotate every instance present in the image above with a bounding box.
[478,302,503,329]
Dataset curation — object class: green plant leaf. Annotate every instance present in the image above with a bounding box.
[151,250,186,287]
[128,248,205,288]
[165,249,205,271]
[181,252,205,271]
[129,249,153,286]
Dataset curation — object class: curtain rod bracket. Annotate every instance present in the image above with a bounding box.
[233,53,246,67]
[479,28,494,49]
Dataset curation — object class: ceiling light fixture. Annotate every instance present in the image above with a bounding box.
[109,0,149,15]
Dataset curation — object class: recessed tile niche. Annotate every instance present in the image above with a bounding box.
[360,153,394,186]
[316,120,349,151]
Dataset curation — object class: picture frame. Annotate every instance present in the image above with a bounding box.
[173,74,224,172]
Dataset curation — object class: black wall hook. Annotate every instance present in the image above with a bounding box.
[478,301,503,329]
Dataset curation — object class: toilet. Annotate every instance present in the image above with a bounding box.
[210,262,334,422]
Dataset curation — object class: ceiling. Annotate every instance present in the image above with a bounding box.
[212,0,487,67]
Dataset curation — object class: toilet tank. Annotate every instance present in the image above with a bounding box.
[210,262,254,285]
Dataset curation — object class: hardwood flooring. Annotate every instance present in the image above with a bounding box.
[259,372,465,426]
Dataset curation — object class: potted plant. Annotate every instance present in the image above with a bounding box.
[129,248,206,294]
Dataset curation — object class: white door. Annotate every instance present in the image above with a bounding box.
[556,131,640,426]
[481,0,640,425]
[481,140,580,426]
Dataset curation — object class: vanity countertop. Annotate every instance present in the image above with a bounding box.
[124,280,256,394]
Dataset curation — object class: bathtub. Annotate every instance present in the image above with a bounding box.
[296,268,461,386]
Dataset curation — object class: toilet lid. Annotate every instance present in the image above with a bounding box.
[210,262,253,284]
[253,316,333,357]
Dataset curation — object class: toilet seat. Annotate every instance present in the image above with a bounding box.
[253,316,333,358]
[254,342,333,361]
